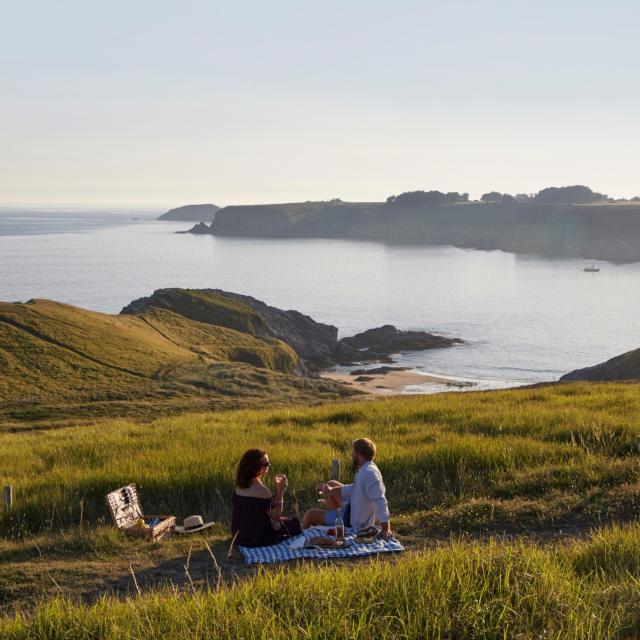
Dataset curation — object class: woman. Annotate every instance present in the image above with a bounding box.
[231,448,301,547]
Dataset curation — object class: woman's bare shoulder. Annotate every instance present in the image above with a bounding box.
[235,482,272,499]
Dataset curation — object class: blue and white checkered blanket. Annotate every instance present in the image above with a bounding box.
[238,527,404,565]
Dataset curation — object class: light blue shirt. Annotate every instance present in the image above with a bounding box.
[340,460,390,530]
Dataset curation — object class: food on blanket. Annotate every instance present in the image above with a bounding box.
[308,536,350,548]
[355,525,381,542]
[309,536,335,546]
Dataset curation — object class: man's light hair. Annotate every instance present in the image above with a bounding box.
[352,437,376,461]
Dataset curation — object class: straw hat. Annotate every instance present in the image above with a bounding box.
[174,515,215,534]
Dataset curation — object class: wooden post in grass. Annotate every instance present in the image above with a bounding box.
[3,485,13,514]
[331,459,340,481]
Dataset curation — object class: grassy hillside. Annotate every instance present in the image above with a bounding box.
[1,383,640,636]
[562,347,640,381]
[121,288,273,336]
[0,298,355,425]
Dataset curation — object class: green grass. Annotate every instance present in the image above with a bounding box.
[1,381,640,636]
[122,288,274,336]
[0,298,355,424]
[1,381,640,537]
[3,527,640,638]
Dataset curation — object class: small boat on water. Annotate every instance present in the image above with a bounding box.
[583,263,600,272]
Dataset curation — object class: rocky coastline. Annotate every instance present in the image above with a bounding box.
[180,196,640,264]
[122,288,464,377]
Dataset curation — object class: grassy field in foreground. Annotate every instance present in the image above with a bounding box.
[1,381,640,637]
[1,381,640,537]
[3,525,640,639]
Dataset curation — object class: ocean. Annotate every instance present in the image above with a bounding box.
[1,208,638,393]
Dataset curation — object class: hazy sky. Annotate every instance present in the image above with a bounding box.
[1,1,639,208]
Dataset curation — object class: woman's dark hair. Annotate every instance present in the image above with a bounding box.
[235,448,268,489]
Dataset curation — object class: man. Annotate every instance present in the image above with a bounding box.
[302,437,393,540]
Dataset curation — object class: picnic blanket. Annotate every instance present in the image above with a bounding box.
[238,526,404,565]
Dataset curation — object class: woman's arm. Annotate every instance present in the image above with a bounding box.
[267,475,288,527]
[267,494,284,526]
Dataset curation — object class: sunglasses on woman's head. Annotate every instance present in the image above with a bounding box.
[260,461,271,467]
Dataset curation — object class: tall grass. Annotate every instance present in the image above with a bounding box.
[1,382,639,535]
[4,527,640,639]
[2,382,640,637]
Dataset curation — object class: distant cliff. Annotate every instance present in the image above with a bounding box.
[183,190,640,263]
[561,349,640,381]
[158,204,219,222]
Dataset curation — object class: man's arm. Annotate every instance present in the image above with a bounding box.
[340,483,354,500]
[363,468,392,539]
[323,484,344,509]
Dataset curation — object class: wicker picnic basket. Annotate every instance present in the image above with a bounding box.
[106,484,175,540]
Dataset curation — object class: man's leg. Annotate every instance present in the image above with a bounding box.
[302,508,328,528]
[303,482,344,528]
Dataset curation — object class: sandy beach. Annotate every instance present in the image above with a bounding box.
[320,368,466,395]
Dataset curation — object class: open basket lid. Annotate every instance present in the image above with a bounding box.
[106,484,144,529]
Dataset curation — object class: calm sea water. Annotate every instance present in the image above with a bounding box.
[1,208,638,392]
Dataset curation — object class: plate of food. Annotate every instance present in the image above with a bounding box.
[306,536,351,549]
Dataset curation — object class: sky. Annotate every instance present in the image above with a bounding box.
[1,0,639,208]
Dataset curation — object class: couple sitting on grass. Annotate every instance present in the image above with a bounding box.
[231,438,393,548]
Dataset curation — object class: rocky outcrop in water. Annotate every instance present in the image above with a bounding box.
[336,325,463,365]
[182,222,211,235]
